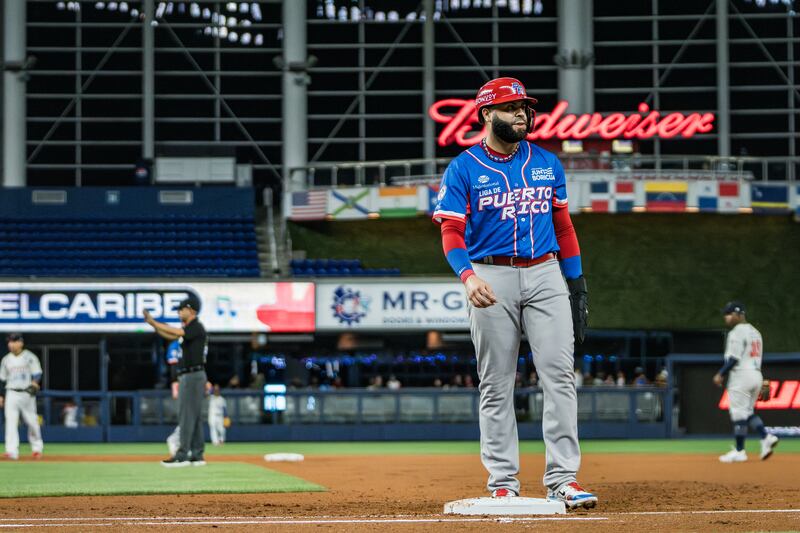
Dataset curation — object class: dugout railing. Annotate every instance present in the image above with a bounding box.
[0,387,668,443]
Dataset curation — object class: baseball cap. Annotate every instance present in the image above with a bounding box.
[178,296,202,313]
[6,332,23,342]
[722,301,746,315]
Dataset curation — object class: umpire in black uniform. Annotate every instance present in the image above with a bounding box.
[144,296,208,467]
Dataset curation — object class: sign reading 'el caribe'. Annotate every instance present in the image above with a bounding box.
[429,99,716,147]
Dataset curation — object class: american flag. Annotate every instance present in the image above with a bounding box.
[290,190,327,220]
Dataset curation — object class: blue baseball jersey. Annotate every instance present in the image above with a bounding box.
[433,141,568,260]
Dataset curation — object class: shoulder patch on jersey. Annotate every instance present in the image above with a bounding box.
[437,185,447,202]
[530,167,555,181]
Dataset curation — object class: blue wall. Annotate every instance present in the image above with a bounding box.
[0,187,254,219]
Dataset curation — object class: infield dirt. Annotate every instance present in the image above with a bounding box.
[0,452,797,531]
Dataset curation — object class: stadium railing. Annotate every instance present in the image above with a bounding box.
[288,154,800,188]
[0,387,668,442]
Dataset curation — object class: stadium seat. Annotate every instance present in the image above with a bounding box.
[290,258,401,278]
[0,216,260,278]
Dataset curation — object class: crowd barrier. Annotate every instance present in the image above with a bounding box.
[0,387,668,442]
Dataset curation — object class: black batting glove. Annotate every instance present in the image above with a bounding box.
[567,276,588,345]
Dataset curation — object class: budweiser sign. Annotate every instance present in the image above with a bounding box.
[428,99,715,147]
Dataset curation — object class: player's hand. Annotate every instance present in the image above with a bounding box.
[758,380,771,401]
[464,275,497,308]
[712,373,724,387]
[29,382,40,392]
[0,396,4,408]
[143,309,154,325]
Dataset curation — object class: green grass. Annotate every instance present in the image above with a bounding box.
[0,461,324,498]
[20,439,800,457]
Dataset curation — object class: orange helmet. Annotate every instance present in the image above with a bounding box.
[475,77,538,128]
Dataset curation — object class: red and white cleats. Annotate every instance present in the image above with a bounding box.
[491,488,517,498]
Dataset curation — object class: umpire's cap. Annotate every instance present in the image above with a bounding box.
[6,332,23,342]
[722,301,746,315]
[178,296,201,313]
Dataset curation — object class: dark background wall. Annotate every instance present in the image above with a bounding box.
[289,214,800,350]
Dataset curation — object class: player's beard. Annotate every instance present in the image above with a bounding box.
[491,114,528,144]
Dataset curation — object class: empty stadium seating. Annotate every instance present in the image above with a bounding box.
[289,258,400,277]
[0,215,260,277]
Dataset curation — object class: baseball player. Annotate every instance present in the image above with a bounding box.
[714,301,779,463]
[0,333,44,460]
[433,77,595,509]
[207,384,229,446]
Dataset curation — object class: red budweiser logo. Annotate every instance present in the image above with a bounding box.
[719,380,800,410]
[428,99,715,147]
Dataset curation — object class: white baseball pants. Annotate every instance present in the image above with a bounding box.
[4,390,43,457]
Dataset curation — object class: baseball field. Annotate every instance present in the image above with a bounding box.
[0,439,797,531]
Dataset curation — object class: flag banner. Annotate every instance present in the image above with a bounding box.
[589,181,610,212]
[717,181,742,213]
[691,180,718,211]
[372,186,419,218]
[327,187,374,220]
[614,181,636,212]
[589,180,635,212]
[288,190,328,221]
[690,181,743,213]
[645,181,688,212]
[751,183,789,214]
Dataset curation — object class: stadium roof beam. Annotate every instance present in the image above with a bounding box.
[423,0,435,176]
[556,0,594,115]
[2,0,26,186]
[282,0,308,195]
[143,0,155,163]
[717,0,730,158]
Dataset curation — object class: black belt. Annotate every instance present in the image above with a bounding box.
[9,388,29,392]
[177,365,205,375]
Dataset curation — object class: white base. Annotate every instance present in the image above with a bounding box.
[263,453,305,462]
[444,497,566,515]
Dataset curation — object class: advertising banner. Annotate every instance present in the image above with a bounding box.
[0,282,314,333]
[675,356,800,436]
[316,280,468,331]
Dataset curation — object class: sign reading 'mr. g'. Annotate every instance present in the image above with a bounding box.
[0,290,190,323]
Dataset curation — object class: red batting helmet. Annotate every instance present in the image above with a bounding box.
[475,77,538,128]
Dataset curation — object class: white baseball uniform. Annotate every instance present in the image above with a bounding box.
[0,350,44,458]
[208,394,227,445]
[724,323,763,421]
